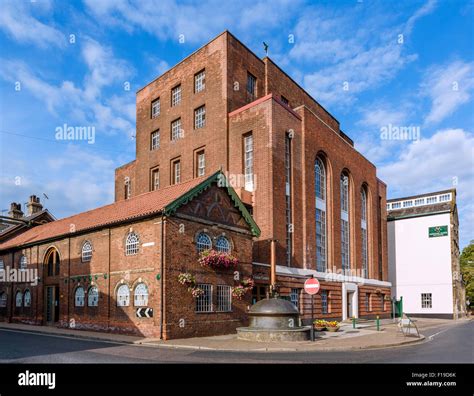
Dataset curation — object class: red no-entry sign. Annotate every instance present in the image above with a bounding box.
[304,277,320,295]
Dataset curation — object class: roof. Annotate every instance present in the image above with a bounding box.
[387,188,456,203]
[0,171,260,251]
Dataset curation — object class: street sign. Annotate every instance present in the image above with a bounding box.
[136,307,153,318]
[429,225,448,238]
[304,278,320,295]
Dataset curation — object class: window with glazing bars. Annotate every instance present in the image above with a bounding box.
[151,98,160,118]
[151,130,160,150]
[194,70,205,93]
[172,160,181,184]
[196,284,213,312]
[285,134,292,266]
[171,85,181,106]
[196,151,205,177]
[194,106,206,129]
[315,158,327,272]
[421,293,432,308]
[217,285,232,312]
[247,72,256,96]
[321,290,328,314]
[290,288,299,309]
[243,134,254,191]
[151,168,159,191]
[171,118,182,141]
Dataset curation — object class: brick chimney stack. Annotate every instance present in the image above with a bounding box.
[26,195,43,216]
[8,202,23,219]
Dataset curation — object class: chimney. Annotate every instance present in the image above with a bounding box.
[26,195,43,216]
[8,202,23,219]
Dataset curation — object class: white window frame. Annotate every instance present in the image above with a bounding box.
[151,168,160,191]
[173,160,181,184]
[361,188,368,279]
[75,287,85,307]
[216,285,232,312]
[117,284,130,307]
[134,283,149,307]
[215,236,230,253]
[125,232,140,256]
[421,293,432,309]
[151,98,160,118]
[290,288,300,309]
[197,151,205,177]
[81,241,93,263]
[19,255,27,271]
[315,157,327,272]
[88,286,99,307]
[171,118,182,141]
[196,284,213,313]
[340,173,350,274]
[23,289,31,307]
[196,232,212,253]
[151,130,160,150]
[195,70,205,93]
[171,85,181,106]
[15,291,23,307]
[321,290,328,314]
[194,105,206,129]
[244,134,254,191]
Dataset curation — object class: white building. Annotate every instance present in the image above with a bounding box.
[387,189,466,319]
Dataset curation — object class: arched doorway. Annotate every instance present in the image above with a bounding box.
[43,247,60,325]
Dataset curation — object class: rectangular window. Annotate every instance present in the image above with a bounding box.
[194,69,205,93]
[151,98,160,118]
[426,196,437,204]
[392,202,401,209]
[196,284,213,312]
[361,228,368,278]
[216,285,232,312]
[151,130,160,150]
[243,133,254,191]
[290,288,299,309]
[403,200,413,208]
[341,219,350,274]
[421,293,432,309]
[172,159,181,184]
[124,178,131,200]
[365,293,371,312]
[171,85,181,106]
[151,168,159,191]
[439,194,451,202]
[321,290,328,314]
[285,134,292,266]
[381,294,386,311]
[414,198,425,206]
[194,105,206,129]
[171,118,182,141]
[196,150,205,177]
[316,208,327,272]
[247,72,256,97]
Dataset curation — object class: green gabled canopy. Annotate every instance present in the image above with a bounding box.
[163,170,261,237]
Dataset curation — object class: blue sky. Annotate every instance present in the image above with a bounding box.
[0,0,473,248]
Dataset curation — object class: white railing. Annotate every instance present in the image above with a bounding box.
[387,192,452,212]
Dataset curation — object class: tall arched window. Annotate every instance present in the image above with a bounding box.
[15,290,23,307]
[117,284,130,307]
[19,255,27,271]
[88,286,99,307]
[24,289,31,307]
[315,157,327,272]
[361,187,369,278]
[44,248,60,276]
[340,172,350,274]
[134,283,148,306]
[75,287,85,307]
[216,236,231,254]
[125,232,140,256]
[0,292,6,308]
[82,241,93,262]
[196,232,212,253]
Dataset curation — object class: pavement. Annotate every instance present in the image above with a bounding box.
[0,317,459,352]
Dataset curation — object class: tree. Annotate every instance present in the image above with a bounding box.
[460,241,474,308]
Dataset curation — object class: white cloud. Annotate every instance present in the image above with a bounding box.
[0,38,135,138]
[0,0,66,48]
[379,128,474,247]
[422,60,474,125]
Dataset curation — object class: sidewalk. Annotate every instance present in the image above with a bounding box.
[0,320,428,352]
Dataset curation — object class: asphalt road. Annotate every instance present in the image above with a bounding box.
[0,320,472,364]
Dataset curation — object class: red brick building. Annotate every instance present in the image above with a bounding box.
[0,172,259,339]
[114,31,391,323]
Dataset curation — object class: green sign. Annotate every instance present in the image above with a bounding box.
[429,225,448,238]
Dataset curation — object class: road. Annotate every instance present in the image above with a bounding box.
[0,320,472,363]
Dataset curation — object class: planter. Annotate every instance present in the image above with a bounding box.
[314,326,326,332]
[327,326,339,332]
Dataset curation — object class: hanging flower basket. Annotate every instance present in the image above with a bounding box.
[178,272,196,287]
[190,287,205,298]
[199,249,238,270]
[231,277,254,300]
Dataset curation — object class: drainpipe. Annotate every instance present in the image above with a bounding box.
[107,228,111,330]
[67,237,71,325]
[159,215,166,340]
[270,239,276,296]
[9,251,14,323]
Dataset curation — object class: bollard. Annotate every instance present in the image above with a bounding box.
[352,317,356,329]
[376,315,380,331]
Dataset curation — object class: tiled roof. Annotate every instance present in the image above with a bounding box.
[0,176,207,251]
